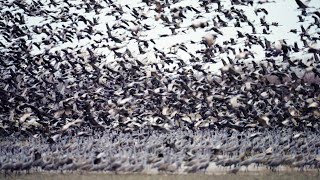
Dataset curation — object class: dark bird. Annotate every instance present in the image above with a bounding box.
[295,0,308,9]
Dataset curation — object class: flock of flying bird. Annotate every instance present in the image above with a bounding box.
[0,0,320,174]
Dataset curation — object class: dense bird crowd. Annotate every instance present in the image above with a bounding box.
[0,0,320,174]
[1,129,320,174]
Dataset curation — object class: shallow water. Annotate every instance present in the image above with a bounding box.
[1,172,320,180]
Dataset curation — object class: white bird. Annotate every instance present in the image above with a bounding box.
[203,33,217,47]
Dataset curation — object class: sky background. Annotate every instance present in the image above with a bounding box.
[1,0,319,73]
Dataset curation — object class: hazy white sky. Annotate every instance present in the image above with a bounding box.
[1,0,319,73]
